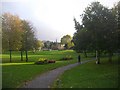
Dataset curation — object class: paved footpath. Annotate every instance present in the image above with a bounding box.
[23,59,94,88]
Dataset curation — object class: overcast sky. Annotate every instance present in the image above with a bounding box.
[2,0,118,42]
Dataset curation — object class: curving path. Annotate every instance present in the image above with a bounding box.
[23,59,94,88]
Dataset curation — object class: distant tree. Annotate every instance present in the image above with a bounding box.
[51,42,58,50]
[67,41,74,49]
[61,35,73,49]
[43,41,53,49]
[34,40,44,51]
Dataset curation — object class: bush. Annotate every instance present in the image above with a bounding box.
[47,60,56,63]
[60,55,73,60]
[35,58,56,65]
[35,58,48,65]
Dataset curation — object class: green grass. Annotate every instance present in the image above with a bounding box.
[2,50,78,63]
[3,50,116,88]
[2,50,84,88]
[2,60,77,88]
[53,56,119,88]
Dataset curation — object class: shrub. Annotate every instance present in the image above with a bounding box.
[47,60,56,63]
[35,58,48,65]
[60,55,73,60]
[35,58,56,64]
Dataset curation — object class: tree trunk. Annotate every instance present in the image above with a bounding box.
[96,50,100,64]
[25,50,28,62]
[21,50,23,61]
[9,50,12,62]
[9,40,12,62]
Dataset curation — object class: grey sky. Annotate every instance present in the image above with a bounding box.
[2,0,118,42]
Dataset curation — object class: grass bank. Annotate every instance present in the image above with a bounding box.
[53,56,119,88]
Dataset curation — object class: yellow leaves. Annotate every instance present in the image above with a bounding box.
[38,58,47,61]
[2,13,23,50]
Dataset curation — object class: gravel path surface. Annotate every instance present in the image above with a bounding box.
[23,59,94,88]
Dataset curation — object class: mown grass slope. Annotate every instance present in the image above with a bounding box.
[53,56,119,88]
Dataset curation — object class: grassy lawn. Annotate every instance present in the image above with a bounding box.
[53,55,119,88]
[2,50,87,88]
[3,61,76,88]
[2,50,76,63]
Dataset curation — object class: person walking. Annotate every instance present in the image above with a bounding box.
[78,55,81,63]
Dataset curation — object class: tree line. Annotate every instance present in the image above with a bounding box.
[73,1,120,64]
[2,13,41,62]
[2,12,73,52]
[39,35,74,50]
[2,13,74,62]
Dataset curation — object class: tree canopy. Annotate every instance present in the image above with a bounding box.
[2,13,23,51]
[61,35,74,49]
[73,1,119,64]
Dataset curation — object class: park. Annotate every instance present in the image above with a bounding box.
[2,50,119,88]
[1,0,120,89]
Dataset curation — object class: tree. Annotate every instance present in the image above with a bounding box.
[34,40,44,51]
[82,2,117,64]
[43,41,53,49]
[73,25,92,57]
[2,13,23,62]
[67,41,74,49]
[21,20,36,62]
[0,16,2,54]
[112,1,120,52]
[2,13,38,62]
[108,1,120,63]
[61,35,73,49]
[73,2,118,64]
